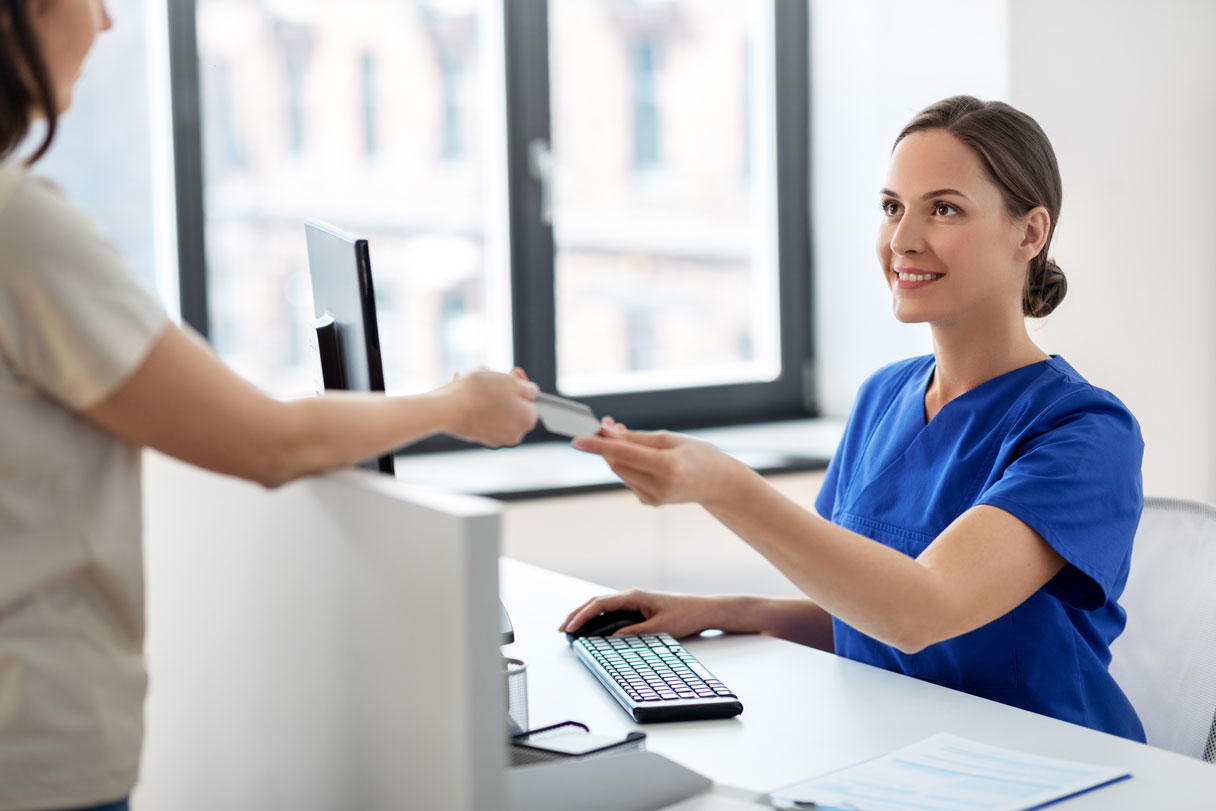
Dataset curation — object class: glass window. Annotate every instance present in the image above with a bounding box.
[195,0,511,397]
[629,37,659,171]
[178,0,810,435]
[438,45,465,162]
[548,0,782,397]
[360,52,377,160]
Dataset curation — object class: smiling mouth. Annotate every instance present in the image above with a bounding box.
[895,271,944,282]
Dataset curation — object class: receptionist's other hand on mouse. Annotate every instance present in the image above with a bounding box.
[440,368,538,448]
[572,419,751,508]
[560,589,731,639]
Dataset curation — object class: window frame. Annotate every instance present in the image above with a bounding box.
[506,0,816,434]
[170,0,816,453]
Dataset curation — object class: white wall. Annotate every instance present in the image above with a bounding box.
[810,0,1216,502]
[1008,0,1216,502]
[809,0,1010,415]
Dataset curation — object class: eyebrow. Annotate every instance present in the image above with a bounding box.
[879,188,972,201]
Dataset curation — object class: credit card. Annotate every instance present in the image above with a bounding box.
[535,392,601,438]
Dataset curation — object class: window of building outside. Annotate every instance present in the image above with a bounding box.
[439,45,465,163]
[549,0,783,398]
[629,36,659,171]
[360,52,378,160]
[195,0,510,398]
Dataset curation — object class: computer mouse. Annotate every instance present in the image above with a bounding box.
[564,609,647,643]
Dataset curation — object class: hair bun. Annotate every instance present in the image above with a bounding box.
[1025,258,1067,318]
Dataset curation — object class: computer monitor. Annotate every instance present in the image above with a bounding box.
[303,218,515,645]
[304,218,394,475]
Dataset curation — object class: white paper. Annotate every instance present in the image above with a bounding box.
[767,733,1130,811]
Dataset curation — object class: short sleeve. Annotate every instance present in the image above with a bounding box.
[815,449,842,519]
[977,394,1143,610]
[0,177,167,410]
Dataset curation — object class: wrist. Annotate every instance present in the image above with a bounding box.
[427,387,467,437]
[705,594,769,634]
[702,454,759,512]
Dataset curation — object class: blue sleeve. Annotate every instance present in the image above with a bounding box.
[815,445,843,519]
[976,394,1143,611]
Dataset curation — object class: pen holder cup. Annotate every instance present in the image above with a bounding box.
[504,657,528,733]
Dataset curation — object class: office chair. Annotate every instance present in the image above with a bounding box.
[1108,496,1216,762]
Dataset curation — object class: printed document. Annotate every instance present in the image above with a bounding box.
[767,733,1130,811]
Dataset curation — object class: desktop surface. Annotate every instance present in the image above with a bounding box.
[393,417,843,499]
[501,558,1216,809]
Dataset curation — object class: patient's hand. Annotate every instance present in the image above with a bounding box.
[441,368,538,448]
[560,589,726,639]
[572,422,748,508]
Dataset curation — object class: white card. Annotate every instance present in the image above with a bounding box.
[535,392,601,438]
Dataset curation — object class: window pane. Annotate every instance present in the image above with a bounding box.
[197,0,511,397]
[549,0,781,396]
[36,0,177,310]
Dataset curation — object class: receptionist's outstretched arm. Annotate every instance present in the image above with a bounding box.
[85,322,539,488]
[570,427,1065,655]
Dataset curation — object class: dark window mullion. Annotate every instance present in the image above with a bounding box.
[168,0,210,338]
[775,0,814,415]
[504,0,556,395]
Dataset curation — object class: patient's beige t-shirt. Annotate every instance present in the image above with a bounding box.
[0,163,167,810]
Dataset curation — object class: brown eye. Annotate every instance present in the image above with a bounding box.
[880,200,900,217]
[934,202,960,216]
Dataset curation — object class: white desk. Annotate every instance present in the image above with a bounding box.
[393,418,844,498]
[501,558,1216,809]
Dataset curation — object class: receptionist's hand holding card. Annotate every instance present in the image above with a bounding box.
[572,423,748,508]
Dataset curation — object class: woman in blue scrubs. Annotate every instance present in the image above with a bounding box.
[562,96,1146,741]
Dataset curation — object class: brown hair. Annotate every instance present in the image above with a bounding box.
[895,96,1067,318]
[0,0,59,164]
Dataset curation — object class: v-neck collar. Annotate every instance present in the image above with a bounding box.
[919,355,1056,427]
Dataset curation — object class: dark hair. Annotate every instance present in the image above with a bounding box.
[894,96,1067,318]
[0,0,59,164]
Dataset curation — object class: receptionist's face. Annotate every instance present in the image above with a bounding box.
[876,129,1028,326]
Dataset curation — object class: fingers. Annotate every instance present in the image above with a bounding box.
[597,417,626,438]
[457,370,539,446]
[560,597,600,631]
[600,416,628,433]
[611,617,665,636]
[572,436,666,472]
[617,429,678,449]
[559,592,639,633]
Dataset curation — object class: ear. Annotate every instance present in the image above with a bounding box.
[1014,206,1051,263]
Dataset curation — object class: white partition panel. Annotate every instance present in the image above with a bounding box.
[133,453,506,811]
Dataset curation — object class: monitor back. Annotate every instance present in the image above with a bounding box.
[304,218,394,474]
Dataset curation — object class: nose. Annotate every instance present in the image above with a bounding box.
[889,212,924,256]
[99,1,113,31]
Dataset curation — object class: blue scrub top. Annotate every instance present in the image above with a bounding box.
[815,355,1145,741]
